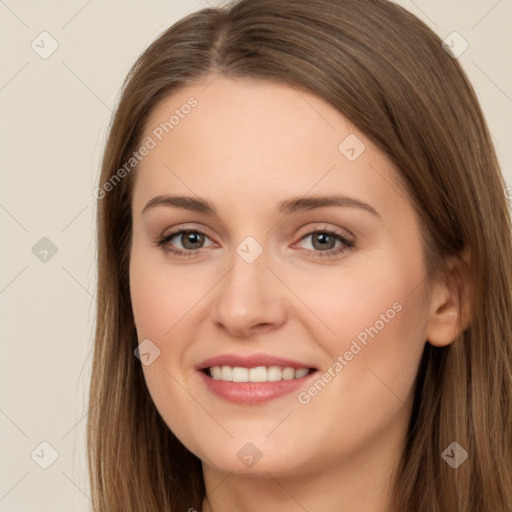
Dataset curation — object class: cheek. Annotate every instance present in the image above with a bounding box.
[286,247,428,357]
[292,249,429,434]
[129,243,211,342]
[292,240,425,361]
[129,248,212,456]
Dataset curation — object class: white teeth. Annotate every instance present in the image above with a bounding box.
[249,366,267,382]
[294,368,309,379]
[208,365,311,382]
[267,366,282,381]
[282,367,295,380]
[232,367,249,382]
[211,366,222,380]
[220,366,232,381]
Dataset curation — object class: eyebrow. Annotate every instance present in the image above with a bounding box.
[141,194,380,218]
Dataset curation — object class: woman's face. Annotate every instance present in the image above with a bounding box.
[129,76,435,478]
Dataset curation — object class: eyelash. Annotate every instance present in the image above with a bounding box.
[156,228,355,259]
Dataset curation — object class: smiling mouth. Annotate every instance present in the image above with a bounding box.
[202,365,317,382]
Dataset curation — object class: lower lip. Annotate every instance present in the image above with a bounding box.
[197,370,317,404]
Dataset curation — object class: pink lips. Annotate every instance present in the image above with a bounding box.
[196,353,318,404]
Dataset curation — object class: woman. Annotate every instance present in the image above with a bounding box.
[88,0,512,510]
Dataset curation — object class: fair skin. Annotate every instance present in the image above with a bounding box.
[129,76,464,512]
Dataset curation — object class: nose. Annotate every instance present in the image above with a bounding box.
[212,246,288,338]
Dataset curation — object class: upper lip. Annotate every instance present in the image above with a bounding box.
[196,353,317,371]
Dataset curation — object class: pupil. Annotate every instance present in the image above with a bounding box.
[183,232,203,249]
[314,233,334,250]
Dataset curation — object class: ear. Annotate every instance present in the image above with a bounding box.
[426,251,472,347]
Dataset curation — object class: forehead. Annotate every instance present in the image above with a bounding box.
[133,76,409,219]
[143,76,347,162]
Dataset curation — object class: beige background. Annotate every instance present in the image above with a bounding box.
[1,0,511,510]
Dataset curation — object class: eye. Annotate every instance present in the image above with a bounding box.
[156,227,355,259]
[294,228,354,258]
[156,229,215,256]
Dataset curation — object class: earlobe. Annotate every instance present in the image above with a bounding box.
[426,252,472,347]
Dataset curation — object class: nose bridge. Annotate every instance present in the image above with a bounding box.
[212,235,287,336]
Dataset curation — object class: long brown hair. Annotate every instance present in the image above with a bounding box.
[88,0,512,510]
